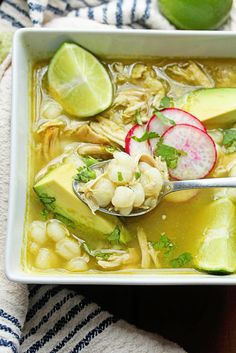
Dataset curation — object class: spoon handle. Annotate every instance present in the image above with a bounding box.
[165,177,236,195]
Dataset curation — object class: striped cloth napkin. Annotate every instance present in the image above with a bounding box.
[0,1,235,352]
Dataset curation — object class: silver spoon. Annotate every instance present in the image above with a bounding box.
[73,160,236,217]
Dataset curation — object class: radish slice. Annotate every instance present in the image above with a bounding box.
[125,124,151,157]
[162,124,217,180]
[147,108,206,152]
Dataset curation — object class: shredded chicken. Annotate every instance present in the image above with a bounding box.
[97,248,139,269]
[137,227,151,269]
[148,243,160,268]
[41,126,61,161]
[165,61,214,88]
[77,144,113,158]
[90,116,128,147]
[75,124,110,144]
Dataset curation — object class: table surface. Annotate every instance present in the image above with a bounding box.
[69,285,236,353]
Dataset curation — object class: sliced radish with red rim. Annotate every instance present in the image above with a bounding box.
[147,108,206,152]
[125,124,151,157]
[161,124,217,180]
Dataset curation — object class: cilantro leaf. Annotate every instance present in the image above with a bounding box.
[107,226,123,245]
[152,234,174,257]
[95,252,111,260]
[118,171,123,182]
[170,252,193,268]
[81,155,99,167]
[105,146,120,154]
[155,139,187,169]
[135,171,141,180]
[38,193,56,210]
[222,129,236,153]
[159,96,174,110]
[41,208,49,220]
[75,166,96,183]
[132,131,160,142]
[134,109,143,125]
[155,111,176,126]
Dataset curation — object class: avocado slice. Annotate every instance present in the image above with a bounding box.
[176,88,236,127]
[34,162,131,245]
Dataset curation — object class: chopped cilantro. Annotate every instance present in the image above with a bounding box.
[155,139,187,169]
[38,193,56,210]
[135,171,141,180]
[75,166,96,183]
[155,111,176,126]
[107,226,123,245]
[132,131,160,142]
[54,213,75,228]
[134,109,143,125]
[82,242,93,256]
[81,155,98,167]
[105,146,120,154]
[118,171,123,182]
[41,208,49,220]
[95,252,111,260]
[170,252,193,268]
[159,96,174,110]
[152,234,174,257]
[222,129,236,153]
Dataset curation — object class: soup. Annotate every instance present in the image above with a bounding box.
[24,43,236,274]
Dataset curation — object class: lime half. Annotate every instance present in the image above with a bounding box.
[159,0,232,30]
[195,198,236,274]
[48,43,113,118]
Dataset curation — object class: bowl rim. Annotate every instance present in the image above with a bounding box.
[6,28,236,285]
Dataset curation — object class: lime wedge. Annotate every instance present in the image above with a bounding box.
[195,198,236,274]
[48,43,113,118]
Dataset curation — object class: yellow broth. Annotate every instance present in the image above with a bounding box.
[24,58,236,273]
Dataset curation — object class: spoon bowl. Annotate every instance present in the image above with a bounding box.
[72,160,236,217]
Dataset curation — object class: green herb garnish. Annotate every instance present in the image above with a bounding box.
[95,252,111,260]
[222,129,236,153]
[132,131,160,142]
[105,145,120,154]
[118,171,123,182]
[155,138,187,169]
[41,208,49,220]
[155,111,176,126]
[135,171,141,180]
[170,252,193,268]
[152,234,174,257]
[38,193,56,210]
[81,155,98,167]
[107,226,123,245]
[134,109,143,125]
[159,96,174,110]
[75,166,96,183]
[54,213,75,228]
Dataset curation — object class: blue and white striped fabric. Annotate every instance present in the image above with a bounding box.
[0,0,236,31]
[0,0,175,30]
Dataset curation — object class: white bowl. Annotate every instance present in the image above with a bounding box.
[6,28,236,285]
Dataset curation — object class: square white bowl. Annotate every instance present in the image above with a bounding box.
[6,28,236,285]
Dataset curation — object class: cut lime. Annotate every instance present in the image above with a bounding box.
[195,198,236,274]
[159,0,232,30]
[48,43,113,118]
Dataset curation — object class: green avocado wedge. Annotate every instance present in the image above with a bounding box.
[34,162,130,246]
[195,198,236,274]
[176,88,236,128]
